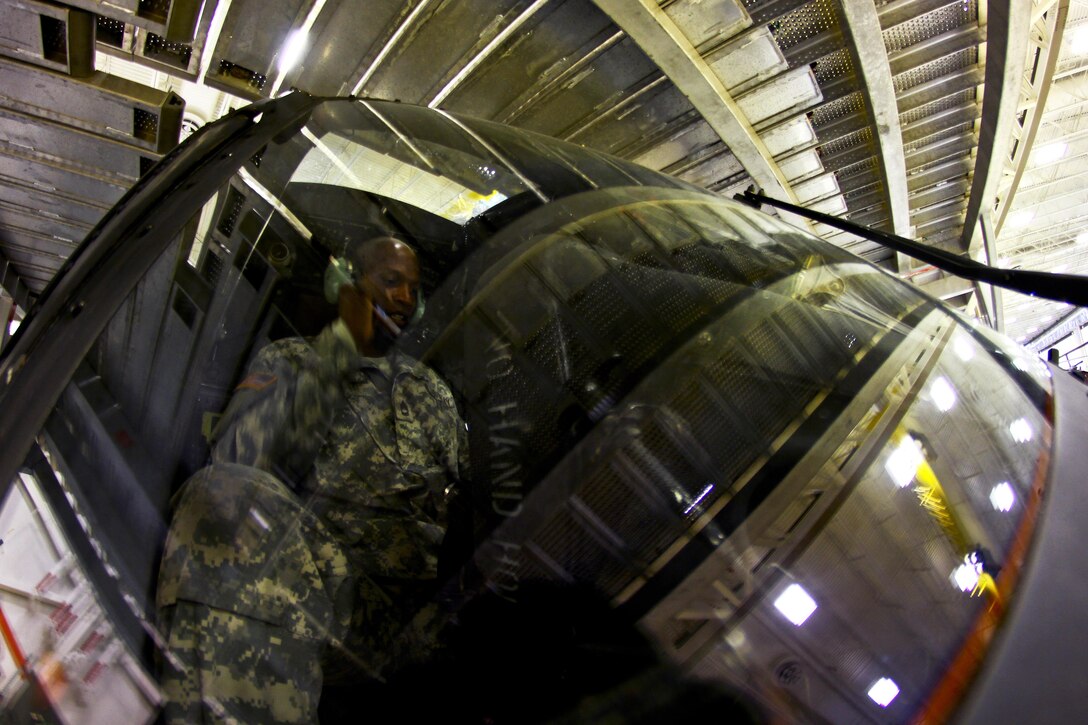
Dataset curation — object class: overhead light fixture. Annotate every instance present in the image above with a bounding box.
[885,436,923,488]
[1004,210,1035,230]
[929,376,957,412]
[953,334,975,362]
[990,482,1015,512]
[773,583,817,626]
[1009,418,1033,443]
[1032,141,1067,166]
[951,560,981,592]
[1070,24,1088,56]
[868,678,900,707]
[278,29,309,74]
[8,319,19,336]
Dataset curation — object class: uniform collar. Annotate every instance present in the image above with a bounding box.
[357,346,424,378]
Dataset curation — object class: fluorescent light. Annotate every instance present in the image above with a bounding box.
[774,584,817,626]
[1009,418,1033,443]
[930,376,957,412]
[1052,264,1069,273]
[951,561,980,592]
[990,482,1015,512]
[868,678,900,707]
[885,436,923,488]
[1070,24,1088,55]
[953,334,975,361]
[684,483,714,515]
[1032,142,1067,166]
[278,29,309,74]
[8,319,19,336]
[951,551,984,592]
[1005,210,1035,229]
[1077,231,1088,246]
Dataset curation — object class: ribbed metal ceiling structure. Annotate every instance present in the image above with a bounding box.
[0,0,1083,362]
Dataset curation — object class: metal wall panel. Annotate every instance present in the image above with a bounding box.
[0,56,184,153]
[0,0,94,76]
[63,0,204,42]
[0,108,153,182]
[0,152,128,209]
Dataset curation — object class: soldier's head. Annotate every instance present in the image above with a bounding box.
[347,236,421,343]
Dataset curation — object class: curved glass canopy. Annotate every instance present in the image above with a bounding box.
[0,96,1061,723]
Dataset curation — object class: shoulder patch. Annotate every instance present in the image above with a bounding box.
[236,372,278,391]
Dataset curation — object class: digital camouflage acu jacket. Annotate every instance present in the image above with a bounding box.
[211,320,468,580]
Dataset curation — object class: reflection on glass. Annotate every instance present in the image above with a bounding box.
[9,98,1057,724]
[930,376,957,412]
[868,678,900,707]
[773,584,817,627]
[1009,417,1034,443]
[885,435,924,488]
[990,482,1015,512]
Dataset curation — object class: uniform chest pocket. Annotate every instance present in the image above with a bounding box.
[393,378,445,467]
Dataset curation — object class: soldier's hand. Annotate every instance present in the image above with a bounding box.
[338,281,374,353]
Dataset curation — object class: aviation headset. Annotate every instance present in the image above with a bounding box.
[323,254,426,326]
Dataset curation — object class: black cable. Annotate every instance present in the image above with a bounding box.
[736,189,1088,308]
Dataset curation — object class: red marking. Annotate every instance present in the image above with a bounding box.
[83,661,106,685]
[114,429,134,448]
[0,603,28,678]
[79,631,104,653]
[236,372,277,391]
[49,604,77,634]
[35,572,56,593]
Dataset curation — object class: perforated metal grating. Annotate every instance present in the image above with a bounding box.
[133,108,159,142]
[812,48,854,86]
[96,16,126,48]
[138,0,171,23]
[903,122,974,155]
[837,156,878,181]
[810,91,864,128]
[144,32,193,69]
[892,47,978,94]
[882,0,978,54]
[768,0,839,53]
[899,89,976,126]
[821,126,872,158]
[216,60,267,92]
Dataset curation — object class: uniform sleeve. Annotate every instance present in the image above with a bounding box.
[211,321,358,481]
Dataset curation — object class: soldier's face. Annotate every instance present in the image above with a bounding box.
[359,242,420,329]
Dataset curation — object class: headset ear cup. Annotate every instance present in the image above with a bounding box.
[410,293,425,325]
[324,257,354,304]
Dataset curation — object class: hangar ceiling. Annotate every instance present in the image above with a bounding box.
[0,0,1084,364]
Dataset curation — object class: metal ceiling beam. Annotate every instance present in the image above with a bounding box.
[960,1,1033,252]
[993,0,1069,235]
[0,249,34,312]
[591,0,803,217]
[836,0,911,276]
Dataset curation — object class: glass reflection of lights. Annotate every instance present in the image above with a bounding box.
[953,334,975,361]
[990,482,1016,512]
[868,678,900,707]
[885,436,924,488]
[1009,418,1034,443]
[278,29,309,73]
[683,483,714,515]
[929,376,957,412]
[951,557,982,593]
[774,584,817,627]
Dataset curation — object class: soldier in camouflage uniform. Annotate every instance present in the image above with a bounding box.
[157,237,467,723]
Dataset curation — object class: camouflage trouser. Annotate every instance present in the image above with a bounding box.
[156,463,353,724]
